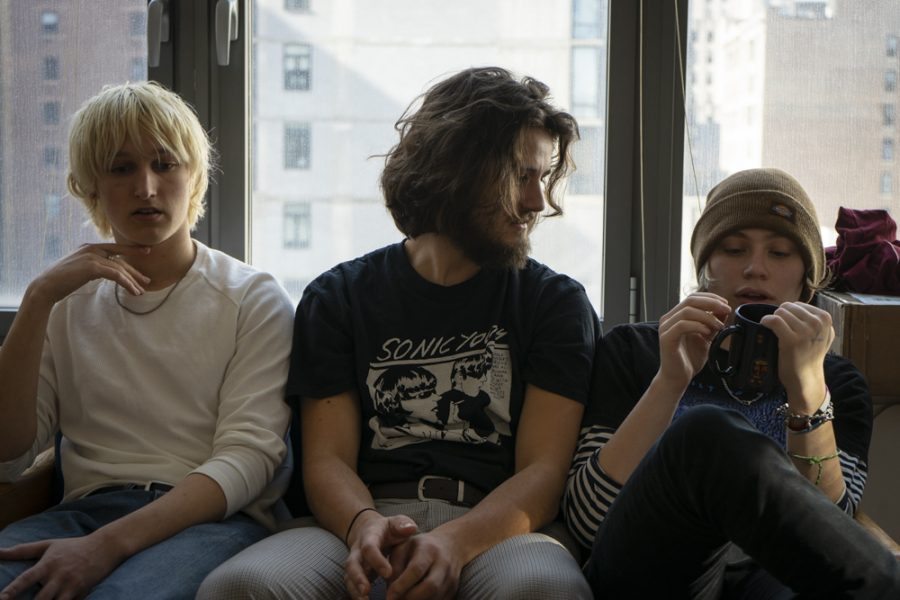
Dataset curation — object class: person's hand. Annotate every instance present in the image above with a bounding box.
[384,529,463,600]
[762,302,833,412]
[344,512,418,600]
[0,534,124,600]
[657,292,731,392]
[26,243,151,307]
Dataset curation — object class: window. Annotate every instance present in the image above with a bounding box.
[251,0,611,308]
[129,12,145,36]
[284,0,309,11]
[284,44,311,90]
[45,193,62,218]
[571,47,603,117]
[283,202,312,249]
[682,2,900,293]
[43,147,60,167]
[572,0,603,39]
[42,102,60,125]
[131,57,146,82]
[41,11,59,34]
[881,172,893,195]
[43,56,59,80]
[2,0,146,313]
[284,124,311,169]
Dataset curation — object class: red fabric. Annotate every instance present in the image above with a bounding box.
[825,207,900,294]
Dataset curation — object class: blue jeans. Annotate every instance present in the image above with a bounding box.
[584,406,900,599]
[0,489,268,599]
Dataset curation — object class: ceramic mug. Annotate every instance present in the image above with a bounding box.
[709,303,780,398]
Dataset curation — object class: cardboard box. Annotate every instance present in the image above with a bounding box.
[815,291,900,403]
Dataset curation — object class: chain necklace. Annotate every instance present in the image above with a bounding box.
[115,276,184,316]
[720,377,764,406]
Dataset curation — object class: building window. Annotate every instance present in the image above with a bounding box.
[284,44,312,90]
[45,193,62,218]
[887,70,898,93]
[884,104,896,127]
[880,172,893,194]
[283,202,312,249]
[129,12,145,36]
[285,0,310,11]
[884,139,895,161]
[41,11,59,34]
[572,0,603,39]
[284,124,311,169]
[131,57,146,82]
[43,56,59,80]
[888,35,898,57]
[43,102,60,125]
[43,147,60,167]
[571,46,603,117]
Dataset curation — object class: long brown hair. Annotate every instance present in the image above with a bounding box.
[380,67,579,238]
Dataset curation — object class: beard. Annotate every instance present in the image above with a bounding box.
[447,209,532,270]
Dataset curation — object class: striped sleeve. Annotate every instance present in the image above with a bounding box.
[837,449,868,516]
[563,424,623,549]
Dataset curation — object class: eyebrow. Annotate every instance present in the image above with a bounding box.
[113,147,173,159]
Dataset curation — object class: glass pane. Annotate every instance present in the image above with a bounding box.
[681,1,900,295]
[250,0,610,315]
[0,0,148,308]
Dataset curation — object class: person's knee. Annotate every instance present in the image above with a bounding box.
[490,570,592,600]
[664,405,767,454]
[196,560,277,600]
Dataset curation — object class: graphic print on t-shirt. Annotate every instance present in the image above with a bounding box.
[367,326,512,450]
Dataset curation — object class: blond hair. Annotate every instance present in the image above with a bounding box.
[66,81,212,238]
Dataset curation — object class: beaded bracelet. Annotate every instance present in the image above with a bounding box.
[789,450,840,485]
[345,507,378,546]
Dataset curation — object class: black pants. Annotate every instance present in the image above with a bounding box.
[583,406,900,599]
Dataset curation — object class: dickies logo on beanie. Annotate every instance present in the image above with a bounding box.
[689,168,826,300]
[770,203,794,221]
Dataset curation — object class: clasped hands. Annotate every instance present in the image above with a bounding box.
[344,511,463,600]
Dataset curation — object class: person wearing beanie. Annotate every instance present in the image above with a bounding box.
[564,168,899,597]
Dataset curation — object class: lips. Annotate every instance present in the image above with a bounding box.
[735,288,772,303]
[133,207,161,215]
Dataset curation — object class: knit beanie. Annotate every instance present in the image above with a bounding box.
[690,168,825,297]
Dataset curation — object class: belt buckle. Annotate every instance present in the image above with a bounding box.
[417,475,464,504]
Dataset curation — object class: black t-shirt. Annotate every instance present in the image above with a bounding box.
[284,242,598,514]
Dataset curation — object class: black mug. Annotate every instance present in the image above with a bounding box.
[709,303,780,399]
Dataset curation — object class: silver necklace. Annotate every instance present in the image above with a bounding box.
[720,378,764,406]
[115,277,184,316]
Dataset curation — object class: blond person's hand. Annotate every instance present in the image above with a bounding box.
[344,512,418,600]
[0,533,125,600]
[762,302,834,413]
[657,292,732,391]
[26,243,151,307]
[384,529,463,600]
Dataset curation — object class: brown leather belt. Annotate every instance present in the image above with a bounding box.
[369,476,486,507]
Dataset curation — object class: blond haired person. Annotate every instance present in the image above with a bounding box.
[0,82,293,600]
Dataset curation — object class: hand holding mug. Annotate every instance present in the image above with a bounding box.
[709,303,780,403]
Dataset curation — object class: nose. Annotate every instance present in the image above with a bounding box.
[518,177,545,215]
[743,248,769,278]
[133,165,158,200]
